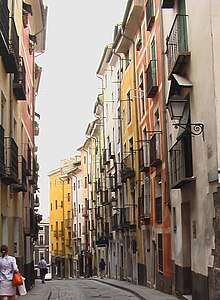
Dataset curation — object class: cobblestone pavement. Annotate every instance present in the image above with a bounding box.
[18,278,179,300]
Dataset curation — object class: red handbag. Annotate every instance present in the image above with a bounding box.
[12,272,23,286]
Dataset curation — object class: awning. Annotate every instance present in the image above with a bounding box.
[166,74,193,103]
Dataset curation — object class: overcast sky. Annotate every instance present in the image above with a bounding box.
[35,1,127,218]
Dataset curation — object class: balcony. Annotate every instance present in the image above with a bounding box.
[34,121,39,136]
[59,229,64,239]
[0,1,9,55]
[13,155,27,192]
[167,14,190,79]
[2,17,19,73]
[65,218,72,228]
[103,189,109,205]
[82,207,88,217]
[0,125,5,177]
[146,0,155,31]
[72,232,77,239]
[112,213,120,231]
[95,178,102,193]
[24,207,38,239]
[109,142,115,159]
[29,157,38,186]
[96,206,103,219]
[103,149,109,165]
[170,135,194,189]
[149,134,161,167]
[2,137,18,184]
[146,60,158,98]
[138,146,150,172]
[121,154,135,182]
[65,239,72,248]
[25,143,32,176]
[138,195,150,225]
[34,194,40,207]
[13,56,26,100]
[162,0,174,8]
[53,230,59,238]
[110,173,116,192]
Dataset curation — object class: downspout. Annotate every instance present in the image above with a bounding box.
[113,49,124,209]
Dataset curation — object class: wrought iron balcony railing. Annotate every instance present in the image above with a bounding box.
[121,154,135,182]
[167,14,190,78]
[13,56,26,100]
[146,60,158,98]
[3,137,18,184]
[149,134,161,167]
[170,135,194,188]
[0,1,9,55]
[13,155,27,192]
[2,17,19,73]
[146,0,155,31]
[138,146,150,172]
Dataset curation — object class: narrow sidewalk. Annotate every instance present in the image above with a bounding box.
[17,279,51,300]
[92,277,179,300]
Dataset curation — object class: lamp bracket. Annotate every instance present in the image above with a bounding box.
[174,123,204,139]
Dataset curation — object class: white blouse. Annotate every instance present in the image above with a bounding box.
[0,255,19,281]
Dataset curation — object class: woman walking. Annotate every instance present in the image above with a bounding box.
[0,244,19,300]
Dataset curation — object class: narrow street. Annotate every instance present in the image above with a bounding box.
[48,279,139,300]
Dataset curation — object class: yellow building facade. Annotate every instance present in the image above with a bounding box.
[49,167,73,278]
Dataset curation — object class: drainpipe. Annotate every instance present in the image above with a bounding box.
[112,49,124,210]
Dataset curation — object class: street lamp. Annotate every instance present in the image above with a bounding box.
[166,92,204,137]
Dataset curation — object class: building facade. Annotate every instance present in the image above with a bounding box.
[0,0,47,291]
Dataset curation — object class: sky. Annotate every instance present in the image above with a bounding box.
[35,1,128,218]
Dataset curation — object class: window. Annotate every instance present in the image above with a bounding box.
[67,193,70,202]
[55,200,57,210]
[156,197,162,223]
[78,180,80,189]
[84,156,86,164]
[158,234,163,272]
[39,235,43,245]
[85,177,87,189]
[79,223,81,236]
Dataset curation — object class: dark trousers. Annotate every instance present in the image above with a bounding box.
[40,269,46,283]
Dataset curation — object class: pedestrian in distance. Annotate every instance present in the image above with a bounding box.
[38,256,48,284]
[99,258,106,279]
[0,244,19,300]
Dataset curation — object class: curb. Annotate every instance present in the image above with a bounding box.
[92,278,147,300]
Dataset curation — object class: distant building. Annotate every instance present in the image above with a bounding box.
[34,218,50,278]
